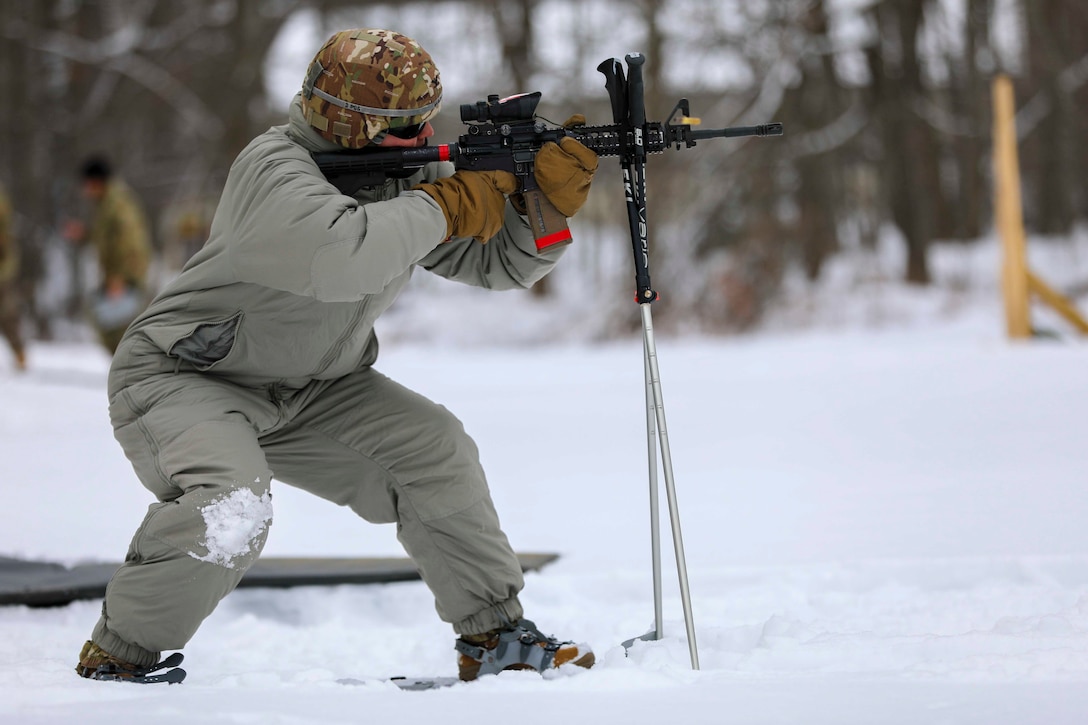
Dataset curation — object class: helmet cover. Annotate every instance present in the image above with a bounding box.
[301,28,442,148]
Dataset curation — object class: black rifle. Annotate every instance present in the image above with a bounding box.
[312,72,782,252]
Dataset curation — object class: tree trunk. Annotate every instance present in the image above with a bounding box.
[788,0,844,280]
[868,0,933,284]
[1023,0,1081,234]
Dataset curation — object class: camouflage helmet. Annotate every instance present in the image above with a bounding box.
[301,28,442,149]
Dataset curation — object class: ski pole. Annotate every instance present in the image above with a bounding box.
[603,52,700,670]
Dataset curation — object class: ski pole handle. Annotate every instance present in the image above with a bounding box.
[625,53,647,129]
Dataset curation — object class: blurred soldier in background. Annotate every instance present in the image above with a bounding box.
[0,183,27,371]
[159,199,213,274]
[75,28,598,684]
[64,157,152,354]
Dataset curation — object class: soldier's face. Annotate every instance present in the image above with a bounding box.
[82,179,106,201]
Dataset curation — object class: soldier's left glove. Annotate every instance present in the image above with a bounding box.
[533,115,598,218]
[533,137,597,218]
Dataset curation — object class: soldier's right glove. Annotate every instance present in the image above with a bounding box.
[414,170,518,243]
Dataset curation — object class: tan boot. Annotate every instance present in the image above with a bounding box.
[456,619,594,681]
[75,641,186,683]
[75,640,140,679]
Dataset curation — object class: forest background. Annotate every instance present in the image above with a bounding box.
[1,0,1085,341]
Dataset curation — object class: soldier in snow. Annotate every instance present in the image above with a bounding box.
[76,29,598,682]
[65,157,152,354]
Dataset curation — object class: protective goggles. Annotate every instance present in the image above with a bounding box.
[386,123,425,139]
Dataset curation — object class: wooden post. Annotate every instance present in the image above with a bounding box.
[992,75,1032,339]
[1026,271,1088,334]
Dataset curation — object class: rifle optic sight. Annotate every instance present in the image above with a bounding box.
[460,92,542,124]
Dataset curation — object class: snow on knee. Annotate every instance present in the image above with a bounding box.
[191,486,273,569]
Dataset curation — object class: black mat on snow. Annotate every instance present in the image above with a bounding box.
[0,553,559,607]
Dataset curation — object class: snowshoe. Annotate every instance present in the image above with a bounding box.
[75,640,186,684]
[455,619,594,681]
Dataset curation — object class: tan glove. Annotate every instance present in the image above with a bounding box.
[534,133,598,218]
[415,170,518,243]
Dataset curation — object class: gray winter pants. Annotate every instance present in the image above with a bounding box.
[93,337,524,668]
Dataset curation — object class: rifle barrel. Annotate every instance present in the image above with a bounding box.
[691,123,783,140]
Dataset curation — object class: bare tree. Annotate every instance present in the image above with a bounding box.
[866,0,936,284]
[1022,0,1088,234]
[782,0,848,280]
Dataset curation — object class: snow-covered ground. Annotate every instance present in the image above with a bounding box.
[2,238,1088,723]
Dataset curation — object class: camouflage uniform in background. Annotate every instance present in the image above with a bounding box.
[0,185,27,370]
[86,179,152,353]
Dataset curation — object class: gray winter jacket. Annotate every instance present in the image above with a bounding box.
[117,95,564,393]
